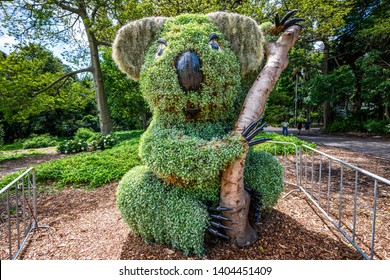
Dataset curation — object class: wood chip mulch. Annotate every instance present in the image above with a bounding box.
[1,145,389,260]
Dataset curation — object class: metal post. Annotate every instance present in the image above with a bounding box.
[318,155,323,206]
[338,165,344,227]
[352,170,358,243]
[327,159,332,215]
[370,180,378,260]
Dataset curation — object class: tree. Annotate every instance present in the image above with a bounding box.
[0,44,87,122]
[0,0,131,134]
[100,49,150,130]
[221,24,304,246]
[0,44,96,141]
[0,43,95,140]
[247,0,351,128]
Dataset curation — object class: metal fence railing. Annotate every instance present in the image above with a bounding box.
[0,168,47,259]
[269,142,390,260]
[267,141,299,188]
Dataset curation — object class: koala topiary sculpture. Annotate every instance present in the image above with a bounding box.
[113,12,299,255]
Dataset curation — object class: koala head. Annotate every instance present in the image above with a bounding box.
[113,13,264,123]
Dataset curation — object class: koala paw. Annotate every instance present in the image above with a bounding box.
[207,206,233,239]
[274,9,305,33]
[241,117,270,146]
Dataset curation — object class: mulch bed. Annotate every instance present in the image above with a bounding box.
[0,145,389,260]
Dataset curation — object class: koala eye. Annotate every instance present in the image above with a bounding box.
[155,38,167,58]
[209,33,222,51]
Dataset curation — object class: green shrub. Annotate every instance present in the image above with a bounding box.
[74,127,97,142]
[327,118,363,133]
[386,124,390,135]
[89,134,118,151]
[57,139,88,154]
[22,134,57,149]
[363,119,389,133]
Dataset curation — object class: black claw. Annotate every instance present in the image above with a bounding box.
[207,227,229,239]
[274,12,280,26]
[210,221,232,231]
[254,208,261,225]
[248,137,271,146]
[280,9,298,25]
[242,117,264,137]
[208,206,233,212]
[209,214,232,221]
[245,123,267,141]
[283,18,306,30]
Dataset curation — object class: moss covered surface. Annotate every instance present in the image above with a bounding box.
[114,13,283,255]
[117,166,209,256]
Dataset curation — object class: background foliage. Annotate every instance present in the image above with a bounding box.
[1,0,389,142]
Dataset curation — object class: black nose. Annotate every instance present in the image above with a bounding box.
[176,51,203,91]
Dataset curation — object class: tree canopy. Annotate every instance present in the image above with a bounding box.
[0,0,389,142]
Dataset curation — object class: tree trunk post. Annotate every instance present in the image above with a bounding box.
[85,25,113,135]
[220,25,302,247]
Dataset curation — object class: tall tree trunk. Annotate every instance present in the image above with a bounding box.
[322,41,331,129]
[87,30,113,135]
[220,25,302,246]
[57,1,113,134]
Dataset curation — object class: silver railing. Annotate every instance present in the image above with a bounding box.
[0,168,47,259]
[268,141,299,187]
[269,142,390,260]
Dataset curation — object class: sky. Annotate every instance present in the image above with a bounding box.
[0,31,73,62]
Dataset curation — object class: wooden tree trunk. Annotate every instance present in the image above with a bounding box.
[84,22,113,135]
[220,25,302,247]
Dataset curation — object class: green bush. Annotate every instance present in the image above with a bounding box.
[57,139,88,154]
[74,127,97,142]
[327,118,363,133]
[363,119,389,133]
[22,133,57,149]
[89,134,118,151]
[386,124,390,135]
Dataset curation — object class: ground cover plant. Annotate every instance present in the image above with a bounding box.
[0,130,311,190]
[0,131,142,189]
[256,132,316,155]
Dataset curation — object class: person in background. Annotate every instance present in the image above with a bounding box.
[281,120,289,136]
[297,121,302,135]
[304,120,311,134]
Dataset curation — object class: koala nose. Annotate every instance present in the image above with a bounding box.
[176,51,203,91]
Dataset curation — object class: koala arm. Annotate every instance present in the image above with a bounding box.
[139,121,247,187]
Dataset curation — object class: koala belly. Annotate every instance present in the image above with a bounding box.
[116,165,209,256]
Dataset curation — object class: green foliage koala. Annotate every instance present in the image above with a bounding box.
[113,13,284,255]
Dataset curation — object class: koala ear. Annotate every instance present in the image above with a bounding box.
[207,12,264,77]
[112,17,167,80]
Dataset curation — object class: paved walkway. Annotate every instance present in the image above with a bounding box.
[264,126,390,160]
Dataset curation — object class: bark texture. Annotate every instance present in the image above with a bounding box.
[220,25,302,247]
